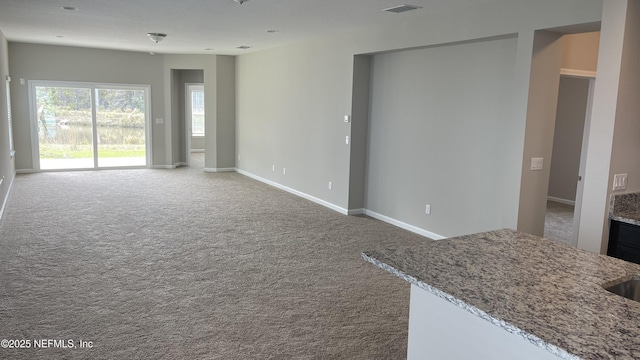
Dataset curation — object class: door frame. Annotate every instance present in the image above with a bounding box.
[28,80,152,171]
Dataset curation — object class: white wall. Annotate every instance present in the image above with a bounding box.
[8,43,165,169]
[365,37,517,237]
[236,0,603,235]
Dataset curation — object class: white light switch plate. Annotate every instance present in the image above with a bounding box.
[530,157,543,171]
[613,173,628,191]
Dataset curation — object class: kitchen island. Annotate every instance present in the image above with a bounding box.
[363,229,640,360]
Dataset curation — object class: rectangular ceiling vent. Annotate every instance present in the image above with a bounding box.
[383,4,423,13]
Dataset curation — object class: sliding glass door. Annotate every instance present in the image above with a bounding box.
[32,81,150,170]
[35,85,94,169]
[96,88,147,167]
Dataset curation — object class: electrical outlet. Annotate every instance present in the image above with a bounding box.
[283,168,286,175]
[328,181,333,190]
[425,204,431,215]
[272,164,275,172]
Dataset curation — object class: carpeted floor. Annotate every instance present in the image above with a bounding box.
[544,200,575,247]
[0,164,431,359]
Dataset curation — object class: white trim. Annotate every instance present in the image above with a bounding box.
[0,173,15,221]
[560,68,597,79]
[547,196,576,206]
[363,209,447,240]
[152,165,176,169]
[204,167,236,173]
[237,169,350,215]
[16,169,38,174]
[348,208,365,215]
[190,149,205,153]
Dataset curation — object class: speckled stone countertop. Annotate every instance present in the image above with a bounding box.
[610,192,640,225]
[363,229,640,360]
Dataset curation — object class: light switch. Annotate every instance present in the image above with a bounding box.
[530,157,543,171]
[613,173,628,191]
[155,118,164,124]
[344,115,351,123]
[345,136,350,145]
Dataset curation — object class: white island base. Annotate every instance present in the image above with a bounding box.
[407,284,566,360]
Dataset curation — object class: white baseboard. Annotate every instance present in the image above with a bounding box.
[348,208,365,215]
[152,165,177,169]
[0,173,16,221]
[547,196,575,206]
[191,149,205,153]
[204,167,236,173]
[236,169,350,215]
[16,169,37,174]
[364,209,446,240]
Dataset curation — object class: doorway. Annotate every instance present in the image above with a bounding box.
[30,81,150,170]
[545,75,595,246]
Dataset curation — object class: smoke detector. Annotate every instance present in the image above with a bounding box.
[234,0,249,4]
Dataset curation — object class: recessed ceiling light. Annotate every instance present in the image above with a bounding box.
[267,30,279,34]
[61,6,78,11]
[56,35,64,38]
[382,4,423,13]
[237,46,252,49]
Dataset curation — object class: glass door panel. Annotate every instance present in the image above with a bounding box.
[95,88,147,167]
[35,86,94,170]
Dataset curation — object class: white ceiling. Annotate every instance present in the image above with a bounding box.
[0,0,497,55]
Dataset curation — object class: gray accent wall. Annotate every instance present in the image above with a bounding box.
[365,37,517,237]
[163,55,235,170]
[0,30,14,217]
[237,0,603,237]
[8,43,165,169]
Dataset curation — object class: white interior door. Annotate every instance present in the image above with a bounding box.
[571,78,596,247]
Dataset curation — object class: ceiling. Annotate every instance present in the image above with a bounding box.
[0,0,497,55]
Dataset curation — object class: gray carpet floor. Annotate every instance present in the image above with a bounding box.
[0,163,431,359]
[544,200,575,247]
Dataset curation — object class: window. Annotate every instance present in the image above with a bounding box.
[188,85,205,136]
[6,77,14,157]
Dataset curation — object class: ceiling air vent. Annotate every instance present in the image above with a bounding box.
[383,4,423,13]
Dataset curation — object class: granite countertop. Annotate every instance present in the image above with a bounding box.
[610,192,640,225]
[363,229,640,360]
